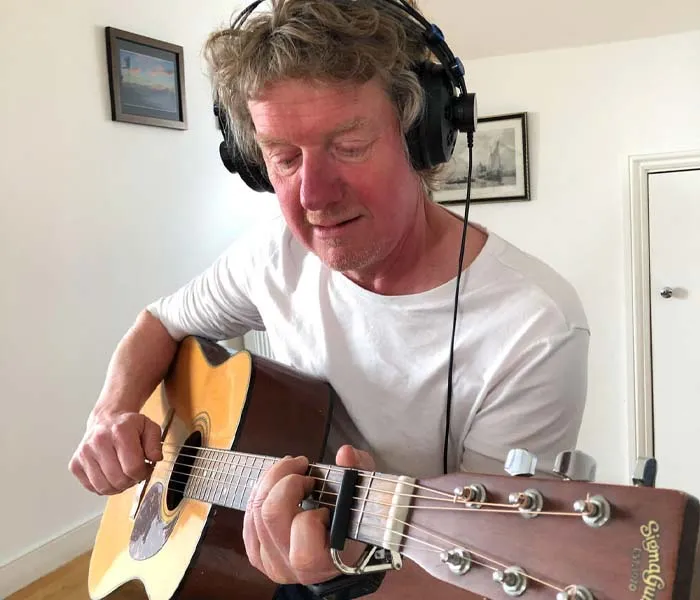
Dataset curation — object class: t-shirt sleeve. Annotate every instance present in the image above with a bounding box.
[146,234,266,342]
[459,327,590,476]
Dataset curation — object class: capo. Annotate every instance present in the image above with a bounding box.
[330,469,359,550]
[328,469,402,575]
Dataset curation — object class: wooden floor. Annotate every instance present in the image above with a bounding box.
[7,552,146,600]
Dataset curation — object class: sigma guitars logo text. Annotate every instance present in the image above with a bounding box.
[629,520,665,598]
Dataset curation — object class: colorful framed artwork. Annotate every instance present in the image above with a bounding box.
[105,27,187,130]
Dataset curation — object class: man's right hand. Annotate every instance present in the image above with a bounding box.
[68,411,163,495]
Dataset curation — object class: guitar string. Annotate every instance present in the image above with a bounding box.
[162,442,596,519]
[159,477,505,575]
[161,442,459,501]
[156,455,514,507]
[158,474,567,595]
[309,495,566,595]
[161,445,535,508]
[155,454,586,518]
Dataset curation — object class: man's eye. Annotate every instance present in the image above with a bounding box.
[273,154,300,172]
[336,145,369,159]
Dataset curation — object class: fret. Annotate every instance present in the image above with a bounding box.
[239,456,258,510]
[214,451,225,504]
[223,453,238,509]
[205,449,217,504]
[226,452,238,505]
[211,450,222,504]
[347,472,404,548]
[182,448,193,499]
[208,449,219,504]
[179,445,190,499]
[242,456,262,510]
[310,464,334,508]
[213,450,225,503]
[355,472,372,539]
[216,451,233,506]
[192,448,205,501]
[236,454,251,509]
[200,450,212,502]
[228,453,241,508]
[320,465,331,506]
[240,455,254,509]
[200,449,211,503]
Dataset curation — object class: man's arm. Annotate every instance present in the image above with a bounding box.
[69,228,267,495]
[91,309,178,418]
[68,309,177,495]
[459,327,589,475]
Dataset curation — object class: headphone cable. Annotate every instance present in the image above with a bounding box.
[443,131,474,475]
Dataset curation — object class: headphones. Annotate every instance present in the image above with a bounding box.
[214,0,477,192]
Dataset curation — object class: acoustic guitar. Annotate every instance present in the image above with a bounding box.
[88,336,700,599]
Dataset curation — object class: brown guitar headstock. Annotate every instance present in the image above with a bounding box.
[400,466,699,599]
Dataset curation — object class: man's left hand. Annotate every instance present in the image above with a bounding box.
[243,444,375,585]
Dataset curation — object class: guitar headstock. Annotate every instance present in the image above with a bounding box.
[400,466,699,599]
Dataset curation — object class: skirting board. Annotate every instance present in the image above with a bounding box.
[0,512,102,598]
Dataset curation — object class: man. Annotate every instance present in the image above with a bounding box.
[69,1,589,598]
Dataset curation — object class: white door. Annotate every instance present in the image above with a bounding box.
[648,169,700,499]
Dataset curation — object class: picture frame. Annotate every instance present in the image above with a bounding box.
[105,27,187,130]
[434,112,530,204]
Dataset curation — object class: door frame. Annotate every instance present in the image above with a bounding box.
[626,149,700,471]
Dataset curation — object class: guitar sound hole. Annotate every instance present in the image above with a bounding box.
[166,431,202,511]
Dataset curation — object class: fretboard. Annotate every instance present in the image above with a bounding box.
[179,448,405,548]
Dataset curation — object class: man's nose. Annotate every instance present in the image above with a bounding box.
[299,153,339,212]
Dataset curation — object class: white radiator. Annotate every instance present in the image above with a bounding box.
[244,330,273,358]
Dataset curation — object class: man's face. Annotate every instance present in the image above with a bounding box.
[248,78,421,274]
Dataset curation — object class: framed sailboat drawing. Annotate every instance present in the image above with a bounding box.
[434,112,530,204]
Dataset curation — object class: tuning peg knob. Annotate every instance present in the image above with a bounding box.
[504,448,537,477]
[633,457,657,487]
[553,450,597,482]
[493,566,528,596]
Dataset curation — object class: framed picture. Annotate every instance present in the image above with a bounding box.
[434,112,530,204]
[105,27,187,130]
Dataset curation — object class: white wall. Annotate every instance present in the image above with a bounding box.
[448,30,700,484]
[0,0,279,591]
[1,0,699,591]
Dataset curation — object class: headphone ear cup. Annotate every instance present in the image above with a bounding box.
[214,102,274,193]
[405,62,458,171]
[219,139,274,193]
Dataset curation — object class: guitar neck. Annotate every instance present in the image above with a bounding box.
[164,443,700,599]
[182,449,277,511]
[180,448,405,549]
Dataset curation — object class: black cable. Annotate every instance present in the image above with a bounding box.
[442,131,474,475]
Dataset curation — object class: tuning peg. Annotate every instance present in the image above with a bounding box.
[440,548,472,575]
[556,585,594,600]
[633,457,657,487]
[553,450,597,482]
[504,448,537,477]
[492,566,527,596]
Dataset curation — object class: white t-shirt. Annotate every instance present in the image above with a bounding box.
[147,217,589,479]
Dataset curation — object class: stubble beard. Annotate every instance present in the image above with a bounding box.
[316,236,384,274]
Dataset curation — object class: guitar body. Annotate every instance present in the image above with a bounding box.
[88,336,335,600]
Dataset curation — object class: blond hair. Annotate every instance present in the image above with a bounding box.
[203,0,446,189]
